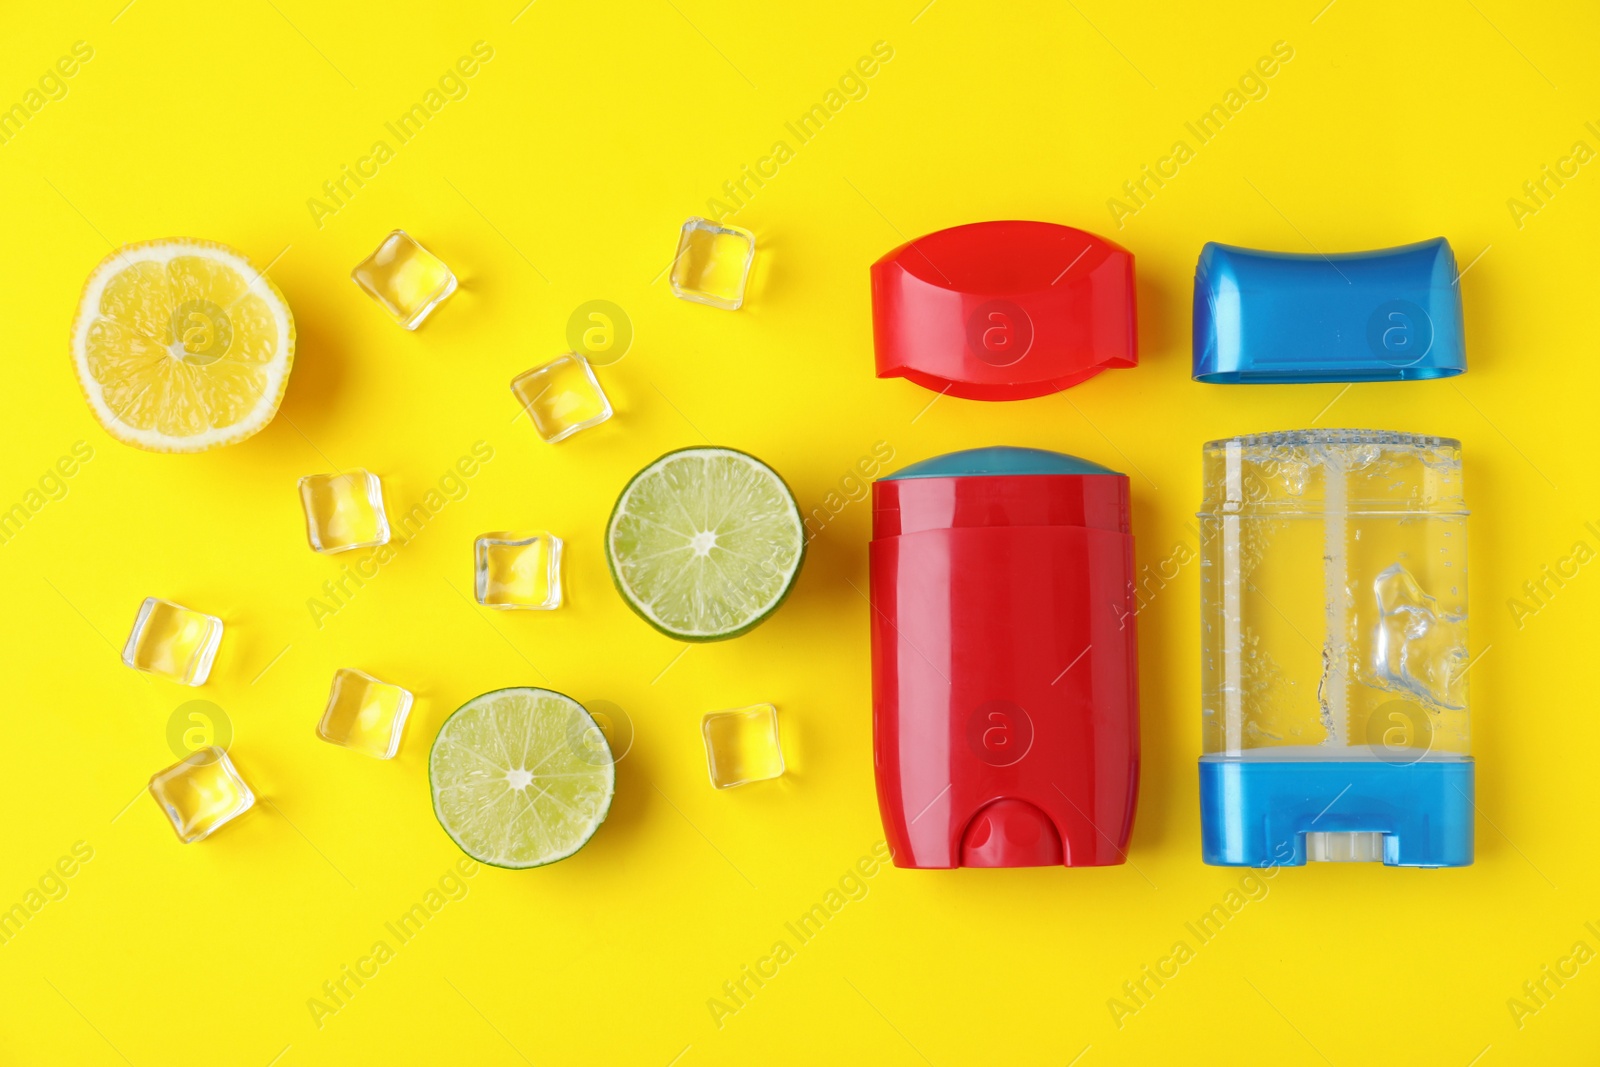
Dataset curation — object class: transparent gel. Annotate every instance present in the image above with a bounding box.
[702,704,784,788]
[122,597,223,685]
[1200,430,1468,758]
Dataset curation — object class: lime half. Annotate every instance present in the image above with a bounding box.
[429,687,614,869]
[606,447,805,641]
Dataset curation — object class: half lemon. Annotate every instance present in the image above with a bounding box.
[70,239,295,452]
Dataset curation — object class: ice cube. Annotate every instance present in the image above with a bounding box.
[701,704,784,788]
[148,747,254,843]
[670,217,754,310]
[317,668,414,759]
[351,230,458,329]
[299,470,391,553]
[475,532,563,610]
[510,355,612,443]
[122,597,223,686]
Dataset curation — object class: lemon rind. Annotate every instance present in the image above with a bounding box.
[69,238,296,453]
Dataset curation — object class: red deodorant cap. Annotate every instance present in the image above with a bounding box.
[870,220,1137,401]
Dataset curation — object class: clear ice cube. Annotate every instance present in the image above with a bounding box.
[510,354,612,443]
[122,597,223,686]
[351,230,458,329]
[318,668,414,759]
[148,747,255,843]
[670,217,755,310]
[702,704,784,788]
[299,470,391,553]
[475,533,563,610]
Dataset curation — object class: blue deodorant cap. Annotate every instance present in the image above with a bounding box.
[1192,237,1466,383]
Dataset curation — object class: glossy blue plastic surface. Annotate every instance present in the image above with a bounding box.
[1192,238,1466,383]
[1199,758,1474,867]
[883,446,1119,480]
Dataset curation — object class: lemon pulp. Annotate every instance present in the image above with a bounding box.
[71,240,294,452]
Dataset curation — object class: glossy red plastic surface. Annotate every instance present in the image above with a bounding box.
[870,473,1140,868]
[871,220,1137,401]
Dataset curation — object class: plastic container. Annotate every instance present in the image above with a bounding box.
[1197,430,1473,867]
[870,447,1139,868]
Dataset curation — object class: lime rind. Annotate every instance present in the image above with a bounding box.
[605,447,805,642]
[429,687,615,870]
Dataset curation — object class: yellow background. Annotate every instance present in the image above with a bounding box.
[1,0,1597,1062]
